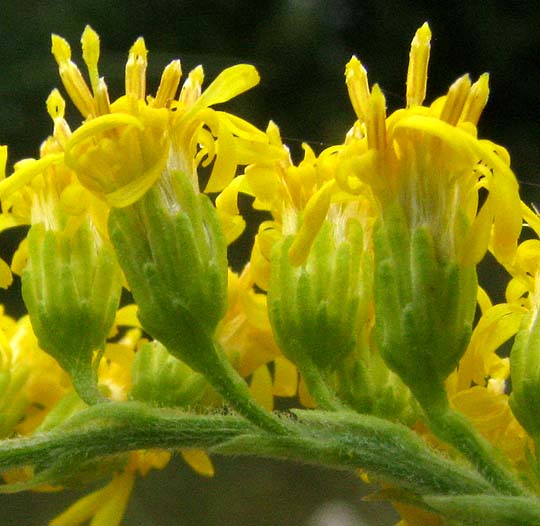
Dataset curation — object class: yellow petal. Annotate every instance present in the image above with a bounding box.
[49,485,110,525]
[272,356,298,397]
[114,304,140,327]
[0,259,13,289]
[196,64,259,109]
[90,472,135,526]
[0,145,8,180]
[288,181,334,266]
[249,364,274,411]
[0,153,64,199]
[181,449,215,477]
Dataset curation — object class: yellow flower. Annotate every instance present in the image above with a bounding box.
[44,26,271,213]
[338,22,521,267]
[225,121,362,290]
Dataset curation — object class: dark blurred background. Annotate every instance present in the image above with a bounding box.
[1,1,539,525]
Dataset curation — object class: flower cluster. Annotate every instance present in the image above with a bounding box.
[1,23,540,526]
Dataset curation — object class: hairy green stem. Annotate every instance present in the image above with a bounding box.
[196,343,293,435]
[426,406,529,497]
[0,402,492,498]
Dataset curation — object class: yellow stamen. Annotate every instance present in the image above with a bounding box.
[46,88,65,119]
[46,90,71,147]
[50,34,71,63]
[51,34,96,118]
[406,22,431,107]
[345,56,371,122]
[366,84,387,150]
[178,65,204,108]
[125,37,148,100]
[95,78,112,116]
[440,74,472,126]
[81,25,100,94]
[153,60,182,108]
[462,73,490,125]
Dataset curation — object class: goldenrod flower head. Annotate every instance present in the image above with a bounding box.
[46,26,269,209]
[339,23,521,266]
[269,209,371,371]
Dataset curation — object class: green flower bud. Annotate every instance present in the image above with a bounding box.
[130,341,207,407]
[22,221,122,405]
[373,204,477,411]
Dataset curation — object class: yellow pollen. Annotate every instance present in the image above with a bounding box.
[406,22,431,107]
[345,56,371,123]
[366,84,387,150]
[462,73,490,125]
[81,25,101,94]
[125,37,148,100]
[153,60,182,108]
[440,74,472,126]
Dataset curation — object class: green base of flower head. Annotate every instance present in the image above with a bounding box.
[22,221,122,405]
[373,204,477,409]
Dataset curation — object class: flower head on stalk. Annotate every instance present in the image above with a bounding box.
[0,95,123,404]
[333,23,523,414]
